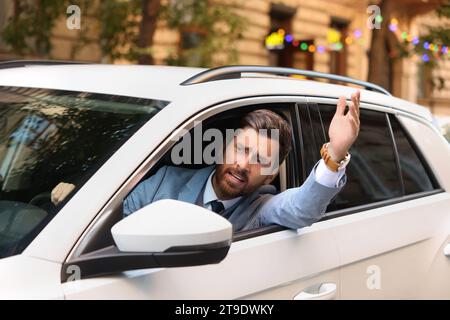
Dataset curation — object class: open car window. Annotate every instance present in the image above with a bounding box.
[76,103,297,256]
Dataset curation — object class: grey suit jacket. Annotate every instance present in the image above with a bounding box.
[123,162,345,232]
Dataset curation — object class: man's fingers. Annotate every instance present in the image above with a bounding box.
[50,190,57,205]
[348,116,359,133]
[51,182,75,205]
[351,90,360,115]
[336,96,346,115]
[52,186,64,205]
[51,186,62,205]
[349,101,359,122]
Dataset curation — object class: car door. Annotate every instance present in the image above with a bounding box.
[60,96,344,300]
[306,97,450,299]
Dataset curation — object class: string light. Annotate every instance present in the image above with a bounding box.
[263,22,449,60]
[389,18,398,32]
[375,15,383,24]
[389,19,449,60]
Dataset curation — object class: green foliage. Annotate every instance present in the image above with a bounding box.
[2,0,69,56]
[96,0,142,61]
[161,0,245,67]
[395,1,450,91]
[1,0,246,66]
[436,2,450,18]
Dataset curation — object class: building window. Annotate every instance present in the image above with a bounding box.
[329,18,348,76]
[268,3,296,67]
[176,26,207,67]
[293,39,314,71]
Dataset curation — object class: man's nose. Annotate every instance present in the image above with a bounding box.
[236,152,252,171]
[236,156,250,169]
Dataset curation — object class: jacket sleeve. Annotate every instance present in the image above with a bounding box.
[122,166,168,217]
[254,161,346,229]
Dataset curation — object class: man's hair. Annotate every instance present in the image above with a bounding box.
[239,109,292,163]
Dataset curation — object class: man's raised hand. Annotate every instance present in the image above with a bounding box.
[328,90,360,162]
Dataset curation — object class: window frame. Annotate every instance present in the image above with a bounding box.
[389,113,441,191]
[66,96,308,261]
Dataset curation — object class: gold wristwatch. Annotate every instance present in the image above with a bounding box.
[320,143,351,172]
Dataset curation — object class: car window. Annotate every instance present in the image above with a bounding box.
[78,104,297,255]
[308,105,403,211]
[0,86,168,259]
[296,103,326,181]
[389,114,435,194]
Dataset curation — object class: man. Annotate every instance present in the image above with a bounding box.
[120,91,360,231]
[52,91,360,231]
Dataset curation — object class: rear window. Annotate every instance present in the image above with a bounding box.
[0,86,168,259]
[316,107,402,210]
[389,114,434,195]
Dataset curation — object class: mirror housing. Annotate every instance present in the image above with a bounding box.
[112,199,232,252]
[61,200,232,281]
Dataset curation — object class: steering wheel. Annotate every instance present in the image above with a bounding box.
[28,192,53,208]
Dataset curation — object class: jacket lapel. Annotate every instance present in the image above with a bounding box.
[177,166,215,204]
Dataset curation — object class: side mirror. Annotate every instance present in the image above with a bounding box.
[61,200,232,281]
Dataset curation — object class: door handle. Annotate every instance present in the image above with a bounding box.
[293,282,337,300]
[444,243,450,257]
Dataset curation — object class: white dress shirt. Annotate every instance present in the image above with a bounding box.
[203,159,346,209]
[314,159,347,188]
[203,170,242,210]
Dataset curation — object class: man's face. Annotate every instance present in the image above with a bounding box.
[213,127,280,200]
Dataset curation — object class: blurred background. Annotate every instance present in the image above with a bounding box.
[0,0,449,124]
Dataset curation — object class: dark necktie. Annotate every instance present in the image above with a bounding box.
[209,200,225,214]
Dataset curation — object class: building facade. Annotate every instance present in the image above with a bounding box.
[0,0,449,116]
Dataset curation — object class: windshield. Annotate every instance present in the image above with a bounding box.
[0,86,168,259]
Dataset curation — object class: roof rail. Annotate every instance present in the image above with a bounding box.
[0,60,88,69]
[180,65,391,96]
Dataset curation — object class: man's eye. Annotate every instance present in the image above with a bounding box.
[258,156,270,166]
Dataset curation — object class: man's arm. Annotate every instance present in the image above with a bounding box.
[123,165,168,216]
[253,91,360,229]
[253,161,345,229]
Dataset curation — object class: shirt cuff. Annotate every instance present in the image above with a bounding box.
[314,159,346,188]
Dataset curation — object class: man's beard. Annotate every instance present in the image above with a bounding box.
[214,166,249,199]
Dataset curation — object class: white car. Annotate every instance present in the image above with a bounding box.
[0,62,449,299]
[436,117,450,143]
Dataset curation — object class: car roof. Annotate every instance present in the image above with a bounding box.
[0,64,433,121]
